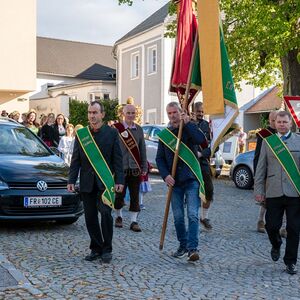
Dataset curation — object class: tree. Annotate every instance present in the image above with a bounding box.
[69,99,119,126]
[118,0,300,95]
[221,0,300,95]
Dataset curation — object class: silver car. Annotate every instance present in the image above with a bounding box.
[142,124,224,177]
[142,125,166,168]
[230,150,254,189]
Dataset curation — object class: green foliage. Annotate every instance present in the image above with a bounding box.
[220,0,300,91]
[101,98,119,122]
[69,100,88,127]
[118,0,133,5]
[259,112,269,129]
[69,99,119,126]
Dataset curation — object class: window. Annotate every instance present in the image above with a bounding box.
[148,46,157,74]
[131,52,139,79]
[103,94,110,100]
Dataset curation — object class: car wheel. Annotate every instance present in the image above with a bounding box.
[56,217,79,225]
[233,166,253,189]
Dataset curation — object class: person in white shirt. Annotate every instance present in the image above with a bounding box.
[58,124,74,166]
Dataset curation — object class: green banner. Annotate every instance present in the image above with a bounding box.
[191,26,237,106]
[264,134,300,195]
[158,128,206,202]
[77,127,115,208]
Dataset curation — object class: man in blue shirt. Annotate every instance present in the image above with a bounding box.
[156,102,206,262]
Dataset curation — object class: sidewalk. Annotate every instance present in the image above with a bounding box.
[0,254,43,298]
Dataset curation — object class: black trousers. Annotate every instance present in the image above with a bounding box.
[265,196,300,265]
[81,185,113,254]
[202,168,214,202]
[114,169,141,212]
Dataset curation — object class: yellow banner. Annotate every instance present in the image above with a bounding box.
[197,0,224,115]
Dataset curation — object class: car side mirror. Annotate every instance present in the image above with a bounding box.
[50,147,64,159]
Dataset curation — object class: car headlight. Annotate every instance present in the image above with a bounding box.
[0,180,9,190]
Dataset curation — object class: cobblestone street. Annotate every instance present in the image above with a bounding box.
[0,175,299,299]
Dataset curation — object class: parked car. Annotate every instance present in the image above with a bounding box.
[142,124,166,169]
[0,117,83,224]
[142,124,224,176]
[230,150,254,189]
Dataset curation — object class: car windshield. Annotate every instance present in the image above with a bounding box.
[0,125,51,156]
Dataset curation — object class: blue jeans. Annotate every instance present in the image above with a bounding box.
[171,180,200,251]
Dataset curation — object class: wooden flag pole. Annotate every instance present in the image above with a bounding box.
[159,31,199,250]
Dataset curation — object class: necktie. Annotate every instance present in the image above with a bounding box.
[281,135,286,141]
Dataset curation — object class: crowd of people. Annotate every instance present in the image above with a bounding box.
[1,109,83,166]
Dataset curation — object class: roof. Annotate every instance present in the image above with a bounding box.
[115,2,170,45]
[240,86,283,114]
[37,37,116,81]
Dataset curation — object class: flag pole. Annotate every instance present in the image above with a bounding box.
[159,31,199,250]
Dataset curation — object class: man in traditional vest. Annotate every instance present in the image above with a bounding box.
[67,101,124,263]
[254,110,277,233]
[254,110,300,275]
[156,102,206,262]
[192,101,214,230]
[113,104,147,232]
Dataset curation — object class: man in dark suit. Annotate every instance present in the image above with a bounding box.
[192,101,214,230]
[67,101,124,263]
[254,110,277,233]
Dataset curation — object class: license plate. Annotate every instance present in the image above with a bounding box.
[24,196,62,207]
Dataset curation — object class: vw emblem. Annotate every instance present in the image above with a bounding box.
[37,180,47,191]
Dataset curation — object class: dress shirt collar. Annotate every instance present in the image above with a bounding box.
[277,130,291,140]
[123,121,137,130]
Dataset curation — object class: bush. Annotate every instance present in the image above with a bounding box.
[69,100,88,126]
[69,99,119,126]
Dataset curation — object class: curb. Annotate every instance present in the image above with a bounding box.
[0,254,43,296]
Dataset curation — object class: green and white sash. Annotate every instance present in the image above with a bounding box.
[158,128,206,202]
[77,127,115,208]
[259,129,300,195]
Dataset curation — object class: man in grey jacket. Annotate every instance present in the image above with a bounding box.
[254,111,300,275]
[114,104,147,232]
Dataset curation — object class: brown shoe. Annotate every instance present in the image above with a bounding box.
[257,220,266,233]
[200,218,212,230]
[130,222,141,232]
[280,228,287,238]
[115,217,123,228]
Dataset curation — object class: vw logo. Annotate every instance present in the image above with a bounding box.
[37,180,47,192]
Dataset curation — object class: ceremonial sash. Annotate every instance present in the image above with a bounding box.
[113,122,141,171]
[158,128,206,202]
[259,129,300,195]
[77,127,115,208]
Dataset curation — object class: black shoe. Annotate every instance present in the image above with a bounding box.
[172,247,188,258]
[200,218,212,230]
[115,216,123,228]
[286,264,297,275]
[85,251,102,261]
[187,250,200,262]
[101,252,112,264]
[271,247,280,262]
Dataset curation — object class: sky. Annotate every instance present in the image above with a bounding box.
[37,0,169,46]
